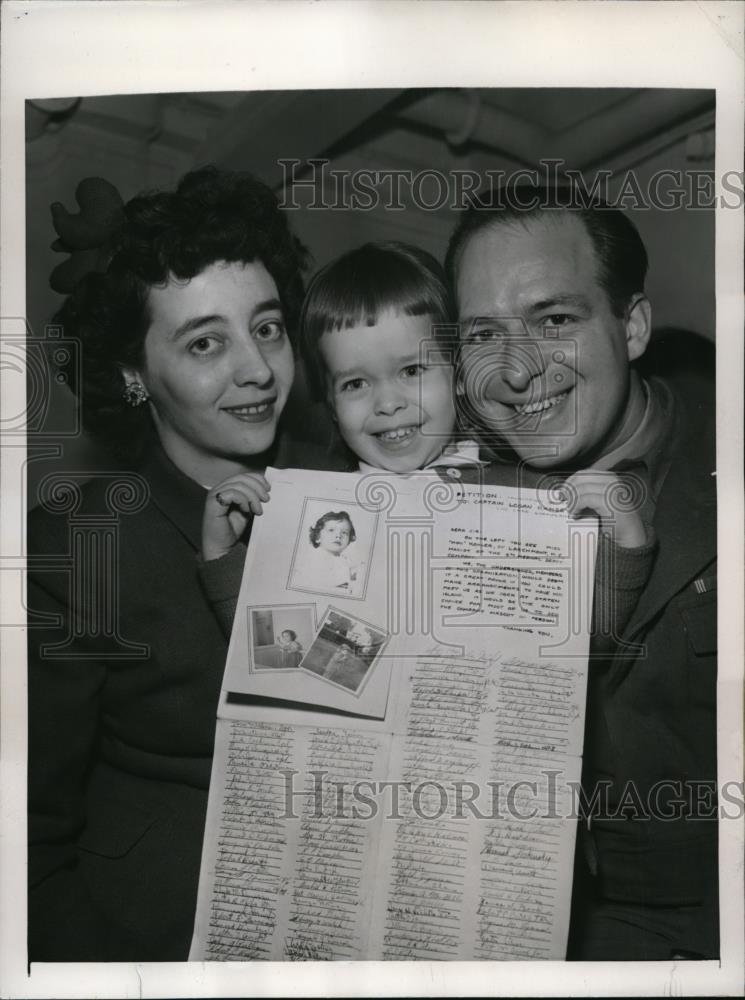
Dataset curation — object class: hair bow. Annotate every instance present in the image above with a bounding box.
[49,177,126,294]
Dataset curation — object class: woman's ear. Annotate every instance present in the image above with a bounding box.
[120,365,147,391]
[625,294,652,363]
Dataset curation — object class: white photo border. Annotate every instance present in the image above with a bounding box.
[247,603,317,674]
[287,496,379,603]
[300,603,390,698]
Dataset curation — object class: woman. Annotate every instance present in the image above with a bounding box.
[27,167,314,961]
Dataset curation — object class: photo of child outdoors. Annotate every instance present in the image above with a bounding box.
[301,608,388,694]
[248,605,315,672]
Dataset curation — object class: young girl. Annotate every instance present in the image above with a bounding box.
[300,241,463,473]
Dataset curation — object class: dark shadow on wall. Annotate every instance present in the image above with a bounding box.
[638,327,715,383]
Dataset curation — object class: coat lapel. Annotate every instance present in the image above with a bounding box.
[138,444,207,551]
[137,432,349,554]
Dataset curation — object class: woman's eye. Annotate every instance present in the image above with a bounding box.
[254,319,285,342]
[402,364,425,378]
[339,378,366,393]
[188,335,220,356]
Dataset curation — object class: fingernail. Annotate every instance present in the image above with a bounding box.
[215,492,229,507]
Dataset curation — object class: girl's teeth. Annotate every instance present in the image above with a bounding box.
[378,427,416,441]
[515,391,568,415]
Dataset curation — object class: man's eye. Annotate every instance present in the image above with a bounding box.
[254,319,285,342]
[339,377,366,393]
[188,335,220,356]
[401,364,425,378]
[542,314,573,329]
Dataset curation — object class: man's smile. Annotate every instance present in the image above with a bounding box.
[513,389,571,416]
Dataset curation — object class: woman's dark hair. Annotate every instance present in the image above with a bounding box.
[308,511,356,548]
[445,184,648,319]
[54,166,310,462]
[299,241,455,401]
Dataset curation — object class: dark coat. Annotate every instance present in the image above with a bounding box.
[27,436,333,961]
[584,368,718,918]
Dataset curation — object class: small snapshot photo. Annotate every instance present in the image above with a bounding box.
[288,498,377,600]
[248,604,316,672]
[301,608,389,695]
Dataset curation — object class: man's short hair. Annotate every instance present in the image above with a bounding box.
[445,184,649,318]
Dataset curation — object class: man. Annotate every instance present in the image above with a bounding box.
[446,186,718,960]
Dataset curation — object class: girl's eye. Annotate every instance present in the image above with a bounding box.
[339,377,366,393]
[254,319,286,342]
[402,364,425,378]
[468,328,501,343]
[188,335,220,356]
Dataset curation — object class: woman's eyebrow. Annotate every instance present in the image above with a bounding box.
[169,299,283,341]
[169,314,224,340]
[250,297,283,320]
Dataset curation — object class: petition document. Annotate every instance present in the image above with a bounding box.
[190,468,597,960]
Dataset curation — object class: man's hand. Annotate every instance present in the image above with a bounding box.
[564,470,647,549]
[201,473,271,562]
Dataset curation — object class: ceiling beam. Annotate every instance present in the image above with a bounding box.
[397,88,715,171]
[193,89,405,185]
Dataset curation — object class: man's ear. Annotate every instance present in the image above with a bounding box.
[625,294,652,362]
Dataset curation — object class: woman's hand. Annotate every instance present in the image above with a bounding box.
[201,472,271,561]
[564,471,647,549]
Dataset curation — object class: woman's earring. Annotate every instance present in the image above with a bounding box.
[123,381,149,407]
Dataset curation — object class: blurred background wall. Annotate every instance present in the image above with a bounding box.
[24,88,716,497]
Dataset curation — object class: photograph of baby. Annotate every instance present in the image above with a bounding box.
[289,499,377,600]
[248,604,316,672]
[301,608,389,695]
